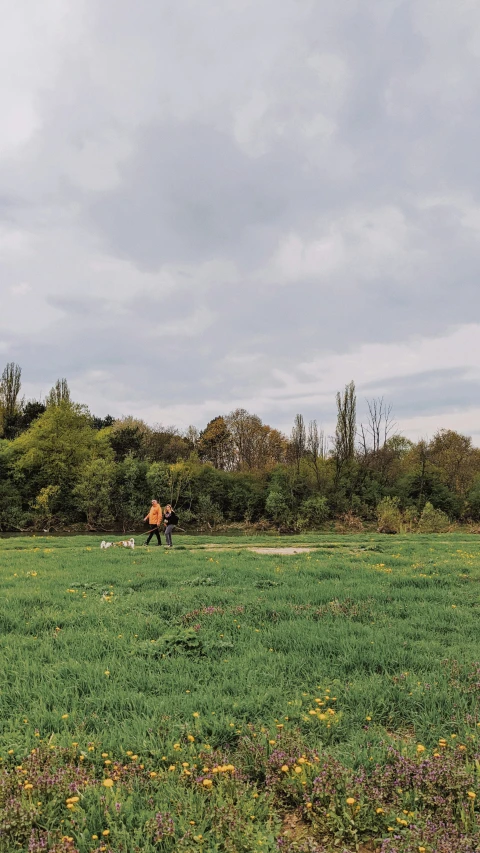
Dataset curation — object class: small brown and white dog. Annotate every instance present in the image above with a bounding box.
[101,538,135,550]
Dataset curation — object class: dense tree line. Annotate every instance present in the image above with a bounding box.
[1,362,480,533]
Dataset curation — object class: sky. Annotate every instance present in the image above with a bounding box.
[1,0,480,444]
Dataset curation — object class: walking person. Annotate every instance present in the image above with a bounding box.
[143,499,163,545]
[163,504,178,548]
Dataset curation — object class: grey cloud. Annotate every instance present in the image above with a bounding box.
[0,0,480,435]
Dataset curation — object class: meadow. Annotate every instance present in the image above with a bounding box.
[0,532,479,853]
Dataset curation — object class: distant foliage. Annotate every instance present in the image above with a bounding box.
[418,501,451,533]
[297,495,329,531]
[376,496,402,534]
[1,365,479,532]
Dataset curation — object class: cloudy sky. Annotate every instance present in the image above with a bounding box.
[1,0,480,443]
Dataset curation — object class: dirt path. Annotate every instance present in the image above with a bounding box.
[248,547,315,555]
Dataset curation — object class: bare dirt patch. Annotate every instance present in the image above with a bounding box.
[248,547,315,555]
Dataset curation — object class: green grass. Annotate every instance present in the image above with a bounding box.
[0,532,479,852]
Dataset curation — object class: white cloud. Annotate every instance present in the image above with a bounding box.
[264,205,418,285]
[10,283,32,296]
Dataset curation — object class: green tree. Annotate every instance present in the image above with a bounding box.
[265,490,290,526]
[0,362,23,439]
[198,416,234,470]
[290,413,307,474]
[46,378,71,407]
[11,401,111,517]
[334,381,356,467]
[73,458,116,528]
[297,495,329,530]
[428,429,480,495]
[32,485,61,531]
[146,462,170,503]
[114,455,148,532]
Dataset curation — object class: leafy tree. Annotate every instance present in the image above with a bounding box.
[91,414,115,430]
[198,416,234,470]
[0,440,24,530]
[290,414,307,473]
[265,490,290,526]
[46,378,71,407]
[32,485,61,531]
[466,476,480,521]
[11,401,111,516]
[73,458,116,528]
[114,455,148,532]
[20,401,46,431]
[146,462,170,503]
[428,429,480,495]
[105,417,150,461]
[333,381,356,468]
[0,362,23,438]
[297,495,329,530]
[196,493,224,529]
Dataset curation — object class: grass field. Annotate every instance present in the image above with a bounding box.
[0,532,479,852]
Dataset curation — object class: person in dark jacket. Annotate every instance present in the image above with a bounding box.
[163,504,178,548]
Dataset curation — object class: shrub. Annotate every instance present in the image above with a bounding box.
[418,501,450,533]
[196,493,224,528]
[404,505,419,531]
[297,495,329,530]
[265,490,290,525]
[376,496,402,534]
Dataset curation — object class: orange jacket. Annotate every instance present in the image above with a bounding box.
[147,504,162,525]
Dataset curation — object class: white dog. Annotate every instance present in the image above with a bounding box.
[101,538,135,550]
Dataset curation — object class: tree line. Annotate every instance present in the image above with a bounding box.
[1,364,480,533]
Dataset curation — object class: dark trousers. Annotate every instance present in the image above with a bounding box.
[146,524,161,545]
[165,524,174,546]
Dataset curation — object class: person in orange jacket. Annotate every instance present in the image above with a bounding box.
[143,499,163,545]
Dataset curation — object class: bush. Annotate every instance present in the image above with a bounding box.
[196,493,224,528]
[417,501,450,533]
[404,505,419,531]
[376,496,402,534]
[297,495,329,530]
[265,490,290,525]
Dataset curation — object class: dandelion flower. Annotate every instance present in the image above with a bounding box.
[203,779,213,788]
[467,791,476,799]
[346,797,356,805]
[281,765,289,773]
[103,779,114,788]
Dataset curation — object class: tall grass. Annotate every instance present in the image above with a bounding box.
[0,533,479,851]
